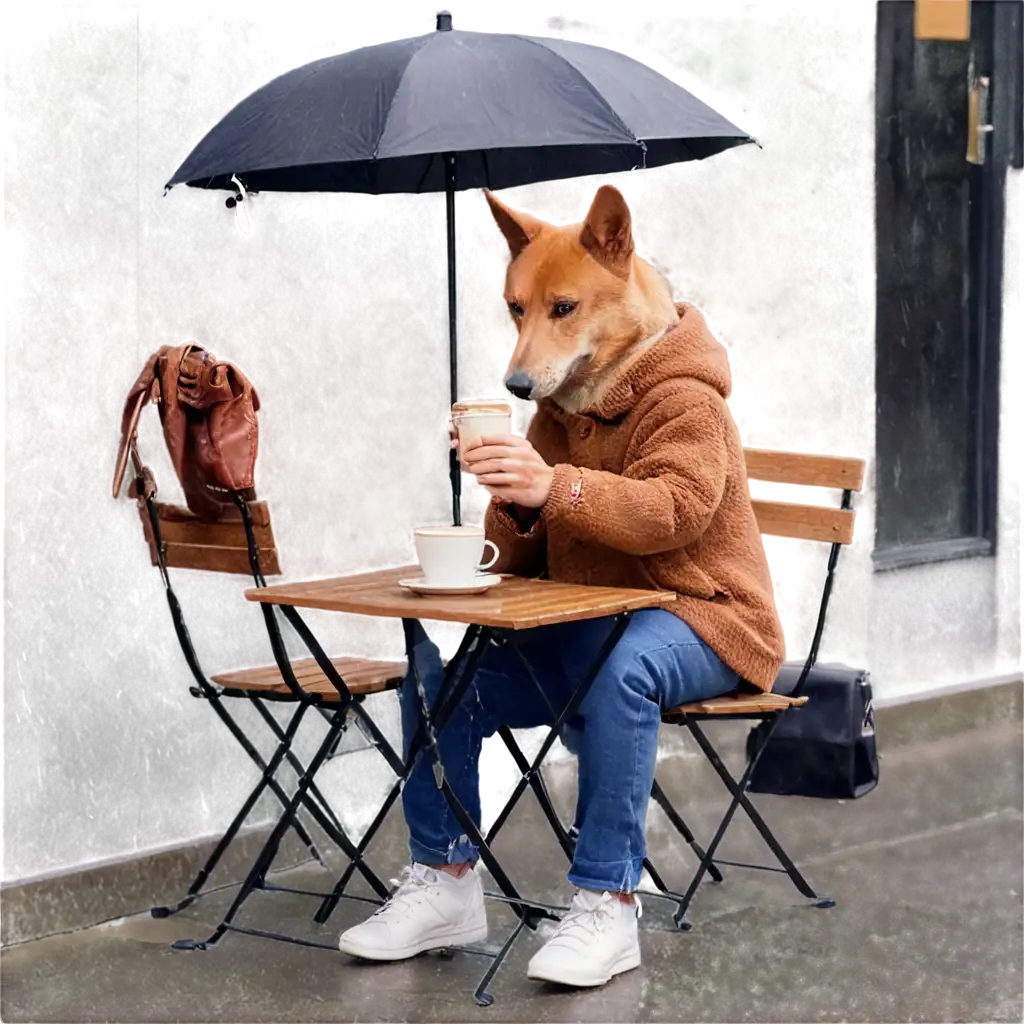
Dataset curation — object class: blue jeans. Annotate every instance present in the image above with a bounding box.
[399,609,738,893]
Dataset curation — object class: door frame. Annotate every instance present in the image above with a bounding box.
[872,0,1024,569]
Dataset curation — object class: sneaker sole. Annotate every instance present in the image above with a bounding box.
[338,919,488,962]
[527,947,641,988]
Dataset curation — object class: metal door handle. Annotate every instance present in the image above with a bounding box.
[966,58,991,163]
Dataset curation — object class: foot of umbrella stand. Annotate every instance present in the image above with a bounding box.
[812,896,837,909]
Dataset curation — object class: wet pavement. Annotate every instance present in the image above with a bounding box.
[2,720,1021,1022]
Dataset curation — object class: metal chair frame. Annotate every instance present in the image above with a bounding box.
[472,482,857,932]
[133,465,398,937]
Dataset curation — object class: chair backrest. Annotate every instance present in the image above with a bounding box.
[743,448,865,546]
[138,499,281,576]
[742,446,865,693]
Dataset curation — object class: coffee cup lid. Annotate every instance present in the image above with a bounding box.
[452,399,511,415]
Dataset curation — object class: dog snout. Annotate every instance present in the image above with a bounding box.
[505,372,534,401]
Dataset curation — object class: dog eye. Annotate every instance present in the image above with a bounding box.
[551,301,577,318]
[508,302,524,317]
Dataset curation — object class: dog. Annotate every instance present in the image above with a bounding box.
[484,185,679,414]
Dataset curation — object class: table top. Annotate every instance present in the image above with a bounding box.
[246,565,676,630]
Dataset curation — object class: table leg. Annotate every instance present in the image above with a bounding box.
[402,612,634,1006]
[401,620,545,917]
[484,613,632,853]
[314,623,487,924]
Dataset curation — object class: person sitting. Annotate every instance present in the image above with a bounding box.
[338,186,784,989]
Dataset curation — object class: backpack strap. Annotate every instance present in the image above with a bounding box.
[112,350,166,499]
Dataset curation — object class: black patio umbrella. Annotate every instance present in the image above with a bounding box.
[166,11,754,524]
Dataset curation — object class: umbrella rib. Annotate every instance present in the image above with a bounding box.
[413,155,436,193]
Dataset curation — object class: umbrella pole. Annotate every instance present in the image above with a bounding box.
[446,153,461,527]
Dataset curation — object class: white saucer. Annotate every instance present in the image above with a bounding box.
[398,574,503,597]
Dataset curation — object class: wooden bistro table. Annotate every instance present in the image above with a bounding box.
[246,565,676,1006]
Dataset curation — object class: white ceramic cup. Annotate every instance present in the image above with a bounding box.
[452,399,512,457]
[414,525,500,587]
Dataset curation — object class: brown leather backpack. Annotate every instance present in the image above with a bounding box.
[113,343,260,521]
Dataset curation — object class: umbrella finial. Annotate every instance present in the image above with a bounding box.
[436,10,452,31]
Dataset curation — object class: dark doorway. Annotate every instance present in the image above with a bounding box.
[868,0,1019,663]
[874,0,1022,569]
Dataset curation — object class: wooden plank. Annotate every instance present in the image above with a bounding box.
[153,517,275,550]
[217,656,404,688]
[663,692,809,718]
[163,541,281,576]
[743,448,865,492]
[216,665,295,688]
[246,567,675,629]
[213,656,405,698]
[270,565,422,595]
[156,500,271,527]
[296,675,402,699]
[752,500,856,545]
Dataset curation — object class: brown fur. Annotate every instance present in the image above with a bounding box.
[484,186,680,414]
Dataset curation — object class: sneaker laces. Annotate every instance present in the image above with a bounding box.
[552,890,640,941]
[371,864,438,919]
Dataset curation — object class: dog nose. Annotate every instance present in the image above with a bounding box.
[505,372,534,401]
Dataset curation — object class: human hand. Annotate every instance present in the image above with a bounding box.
[461,434,554,509]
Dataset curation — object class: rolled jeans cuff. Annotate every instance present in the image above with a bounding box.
[409,833,479,867]
[567,855,646,894]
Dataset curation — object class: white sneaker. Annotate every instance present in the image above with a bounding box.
[337,863,488,961]
[527,890,641,987]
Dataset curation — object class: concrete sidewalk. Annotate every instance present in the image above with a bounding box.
[2,720,1021,1022]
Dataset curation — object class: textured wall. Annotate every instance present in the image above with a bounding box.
[0,4,1007,876]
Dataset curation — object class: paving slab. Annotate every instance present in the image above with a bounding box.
[2,722,1021,1022]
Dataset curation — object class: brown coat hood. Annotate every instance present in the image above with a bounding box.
[592,303,733,419]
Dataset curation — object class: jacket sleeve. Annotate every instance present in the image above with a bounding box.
[541,391,728,556]
[484,498,548,576]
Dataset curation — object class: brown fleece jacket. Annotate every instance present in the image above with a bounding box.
[484,303,785,691]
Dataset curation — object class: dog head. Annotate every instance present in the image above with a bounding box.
[484,185,676,405]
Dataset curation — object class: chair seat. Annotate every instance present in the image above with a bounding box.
[662,690,808,719]
[211,656,405,701]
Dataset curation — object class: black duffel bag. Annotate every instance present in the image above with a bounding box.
[745,662,878,799]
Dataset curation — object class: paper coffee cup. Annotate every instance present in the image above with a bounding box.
[452,399,512,455]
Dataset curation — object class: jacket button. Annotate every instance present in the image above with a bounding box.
[580,423,592,439]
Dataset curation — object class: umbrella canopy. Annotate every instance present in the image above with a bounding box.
[166,13,754,525]
[166,14,752,194]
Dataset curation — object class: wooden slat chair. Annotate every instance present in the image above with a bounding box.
[528,444,864,925]
[645,446,865,928]
[132,479,404,936]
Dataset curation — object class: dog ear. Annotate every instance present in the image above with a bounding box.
[580,185,633,277]
[484,190,545,258]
